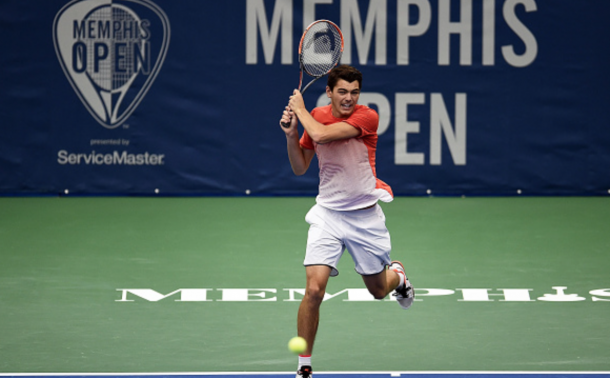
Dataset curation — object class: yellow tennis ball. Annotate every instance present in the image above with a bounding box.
[288,336,307,354]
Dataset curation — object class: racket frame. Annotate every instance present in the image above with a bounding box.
[281,20,344,128]
[297,19,344,95]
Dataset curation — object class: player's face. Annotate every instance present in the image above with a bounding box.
[326,79,360,118]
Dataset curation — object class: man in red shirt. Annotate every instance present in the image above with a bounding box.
[279,65,414,378]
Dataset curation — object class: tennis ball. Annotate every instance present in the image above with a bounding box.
[288,336,307,354]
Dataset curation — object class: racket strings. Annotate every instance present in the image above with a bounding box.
[301,22,343,77]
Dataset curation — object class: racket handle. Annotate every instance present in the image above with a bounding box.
[281,80,315,128]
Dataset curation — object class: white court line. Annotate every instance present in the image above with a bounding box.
[1,372,610,376]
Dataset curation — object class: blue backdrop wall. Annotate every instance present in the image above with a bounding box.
[1,0,609,196]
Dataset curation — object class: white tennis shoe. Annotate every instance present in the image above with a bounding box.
[390,261,414,310]
[296,365,313,378]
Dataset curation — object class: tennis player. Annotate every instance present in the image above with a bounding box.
[279,65,414,378]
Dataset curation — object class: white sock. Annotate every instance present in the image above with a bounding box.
[298,355,311,368]
[394,269,406,290]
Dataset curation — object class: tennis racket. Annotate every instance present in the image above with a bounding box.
[281,20,344,128]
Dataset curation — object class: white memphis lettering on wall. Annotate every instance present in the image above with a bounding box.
[245,0,538,67]
[53,0,171,129]
[247,0,541,166]
[116,286,610,302]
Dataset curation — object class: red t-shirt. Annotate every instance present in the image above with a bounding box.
[300,104,393,211]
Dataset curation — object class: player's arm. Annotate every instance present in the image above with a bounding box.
[280,106,316,176]
[289,90,360,144]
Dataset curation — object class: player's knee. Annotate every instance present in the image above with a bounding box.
[305,284,326,303]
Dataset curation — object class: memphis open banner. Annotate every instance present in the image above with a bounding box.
[1,0,609,196]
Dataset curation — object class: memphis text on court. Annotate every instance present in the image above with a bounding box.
[116,287,610,303]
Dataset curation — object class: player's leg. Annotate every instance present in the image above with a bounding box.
[297,204,343,377]
[301,204,343,333]
[361,267,401,299]
[343,204,414,308]
[298,264,332,355]
[361,262,414,309]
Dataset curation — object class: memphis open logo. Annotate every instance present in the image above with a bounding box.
[53,0,170,129]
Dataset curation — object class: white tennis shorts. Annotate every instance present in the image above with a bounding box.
[304,203,392,277]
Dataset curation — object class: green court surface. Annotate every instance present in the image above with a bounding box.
[0,196,609,373]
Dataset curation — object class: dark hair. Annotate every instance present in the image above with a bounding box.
[327,65,362,90]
